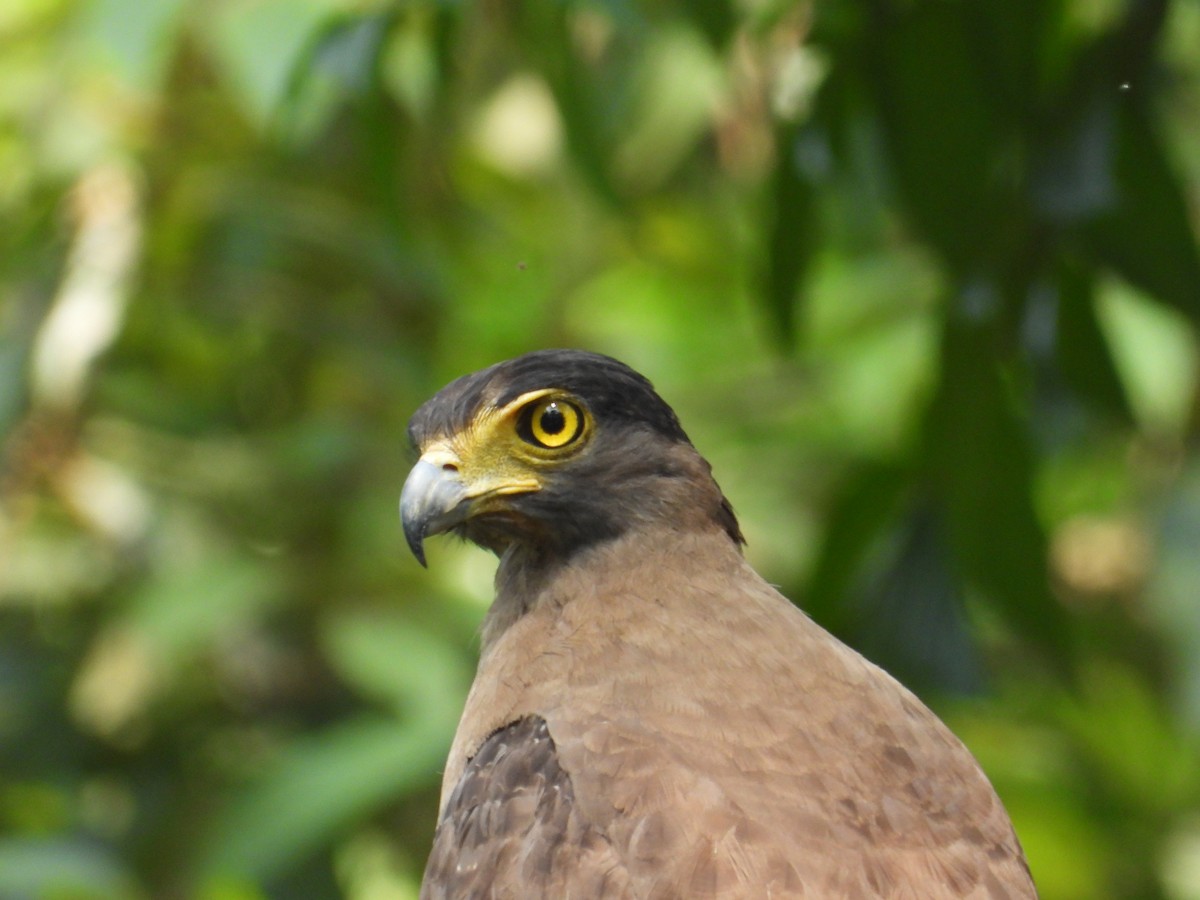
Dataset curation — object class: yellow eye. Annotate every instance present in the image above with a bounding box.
[518,397,585,449]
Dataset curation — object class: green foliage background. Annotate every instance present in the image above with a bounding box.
[3,0,1200,896]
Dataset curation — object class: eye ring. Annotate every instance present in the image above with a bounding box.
[517,397,586,449]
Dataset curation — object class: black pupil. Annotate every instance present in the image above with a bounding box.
[540,404,566,435]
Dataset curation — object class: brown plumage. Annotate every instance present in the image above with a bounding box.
[400,349,1037,899]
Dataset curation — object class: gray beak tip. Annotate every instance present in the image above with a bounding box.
[406,528,428,568]
[400,457,466,568]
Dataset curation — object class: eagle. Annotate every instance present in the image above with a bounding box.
[400,349,1037,899]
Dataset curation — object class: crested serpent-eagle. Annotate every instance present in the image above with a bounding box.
[400,349,1037,899]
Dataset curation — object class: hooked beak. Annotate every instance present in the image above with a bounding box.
[399,458,470,567]
[400,442,544,566]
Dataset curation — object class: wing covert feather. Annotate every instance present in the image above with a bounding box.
[420,716,633,900]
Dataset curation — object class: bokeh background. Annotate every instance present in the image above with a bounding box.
[3,0,1200,896]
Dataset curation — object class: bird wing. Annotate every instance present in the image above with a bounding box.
[420,715,634,900]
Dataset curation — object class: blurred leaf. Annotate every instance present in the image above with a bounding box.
[1097,280,1198,435]
[847,506,985,697]
[1031,95,1117,222]
[0,838,140,900]
[1003,789,1112,900]
[870,4,1002,272]
[1149,461,1200,732]
[613,26,723,191]
[305,12,393,98]
[82,0,190,89]
[381,13,440,120]
[199,615,468,880]
[762,122,819,348]
[207,0,342,128]
[517,3,619,201]
[277,15,393,145]
[0,296,43,437]
[687,0,735,49]
[69,552,283,736]
[199,716,444,881]
[128,553,281,656]
[1,782,71,833]
[1054,259,1132,419]
[195,877,268,900]
[333,830,422,900]
[925,303,1072,662]
[1085,103,1200,322]
[805,460,909,629]
[1064,662,1200,814]
[963,0,1058,119]
[321,610,468,722]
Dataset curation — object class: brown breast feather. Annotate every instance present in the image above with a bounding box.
[422,527,1037,899]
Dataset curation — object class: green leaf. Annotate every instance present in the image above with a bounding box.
[1148,462,1200,732]
[321,610,468,723]
[128,554,280,657]
[762,122,819,349]
[1097,280,1198,436]
[613,27,723,192]
[198,614,468,880]
[82,0,190,89]
[206,0,341,128]
[870,5,1002,272]
[925,302,1073,662]
[687,0,735,50]
[847,507,984,697]
[1054,258,1132,419]
[517,3,618,201]
[962,0,1060,117]
[1084,103,1200,322]
[804,460,910,630]
[198,716,448,881]
[0,838,139,900]
[1063,662,1198,814]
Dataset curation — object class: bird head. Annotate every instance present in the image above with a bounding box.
[400,350,743,566]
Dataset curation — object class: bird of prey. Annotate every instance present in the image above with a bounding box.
[400,349,1037,899]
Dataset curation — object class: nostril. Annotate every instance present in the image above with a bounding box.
[442,462,459,473]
